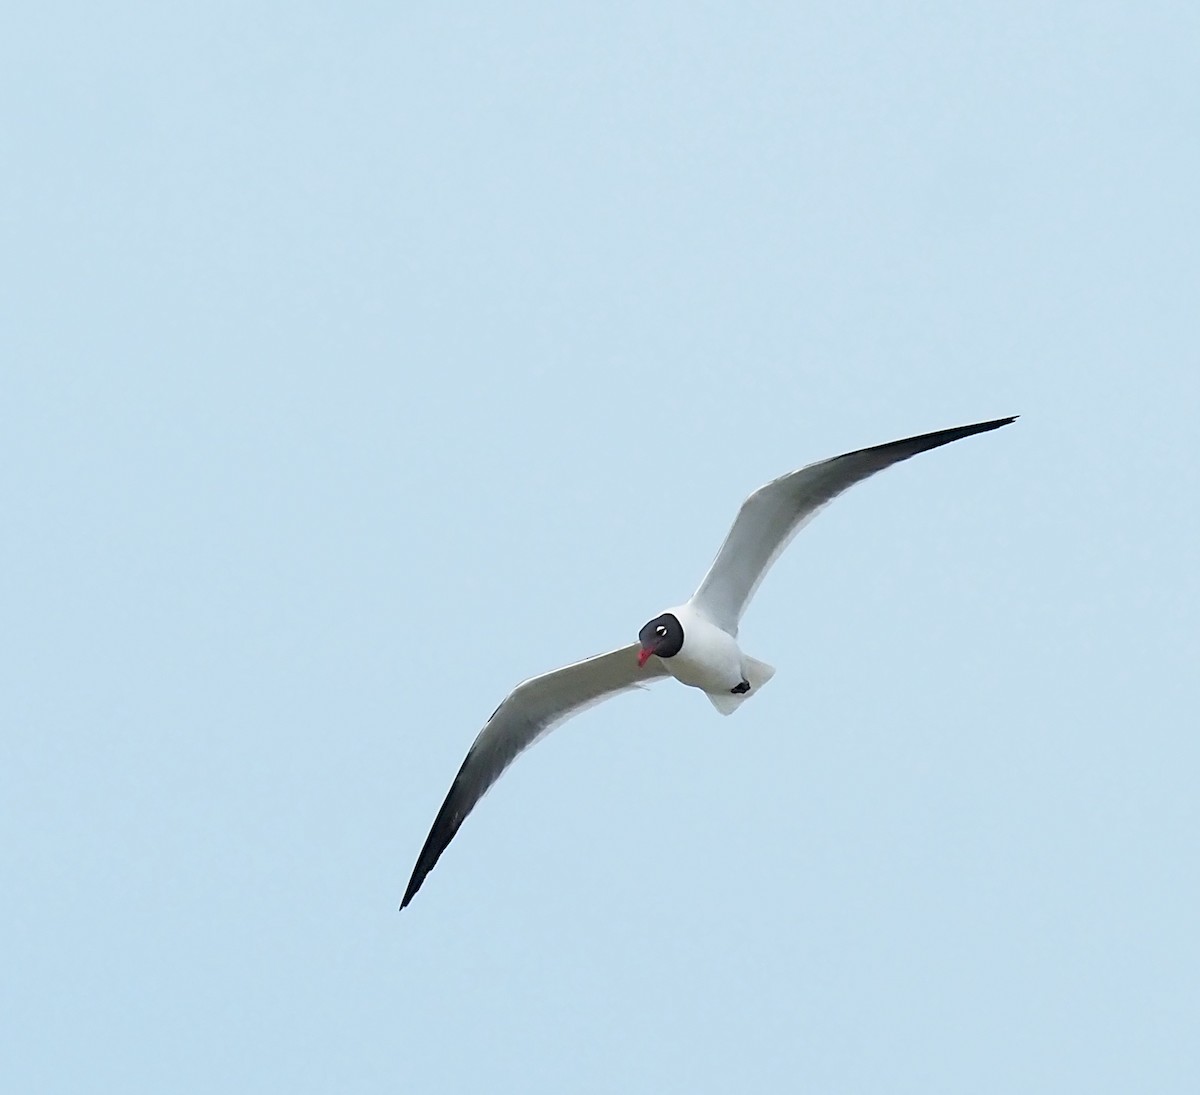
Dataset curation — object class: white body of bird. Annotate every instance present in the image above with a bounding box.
[655,601,776,714]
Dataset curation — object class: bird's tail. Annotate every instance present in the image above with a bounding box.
[705,655,776,716]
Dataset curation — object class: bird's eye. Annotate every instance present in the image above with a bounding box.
[655,625,667,637]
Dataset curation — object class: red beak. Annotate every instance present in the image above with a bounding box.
[637,647,653,667]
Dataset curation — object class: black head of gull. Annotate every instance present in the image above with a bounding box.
[637,612,685,666]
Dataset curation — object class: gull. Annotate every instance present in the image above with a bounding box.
[401,416,1016,908]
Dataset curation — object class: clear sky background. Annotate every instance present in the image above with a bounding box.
[3,3,1198,1092]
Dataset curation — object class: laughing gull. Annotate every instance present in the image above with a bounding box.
[401,416,1016,908]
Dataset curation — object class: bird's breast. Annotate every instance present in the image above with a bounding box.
[661,605,744,692]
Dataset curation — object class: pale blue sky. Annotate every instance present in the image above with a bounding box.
[3,3,1198,1092]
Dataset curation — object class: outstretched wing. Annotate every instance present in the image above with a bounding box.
[401,643,669,908]
[690,417,1016,632]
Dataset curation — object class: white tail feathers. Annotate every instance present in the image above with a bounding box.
[704,655,776,716]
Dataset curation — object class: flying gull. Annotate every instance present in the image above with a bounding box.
[401,416,1016,908]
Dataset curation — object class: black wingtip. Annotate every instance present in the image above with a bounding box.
[973,415,1019,434]
[399,868,425,910]
[398,777,473,911]
[841,414,1019,468]
[942,414,1018,436]
[977,414,1018,433]
[399,876,421,910]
